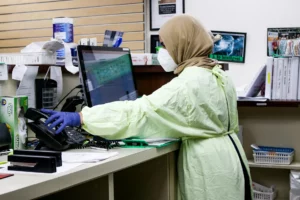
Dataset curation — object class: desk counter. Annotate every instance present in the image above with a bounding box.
[0,143,179,200]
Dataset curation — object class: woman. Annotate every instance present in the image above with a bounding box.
[43,15,253,200]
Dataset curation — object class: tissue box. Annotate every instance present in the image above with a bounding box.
[0,96,28,150]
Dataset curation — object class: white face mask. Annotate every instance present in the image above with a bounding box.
[157,48,177,72]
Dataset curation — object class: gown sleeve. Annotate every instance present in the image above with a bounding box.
[81,77,191,140]
[82,66,239,140]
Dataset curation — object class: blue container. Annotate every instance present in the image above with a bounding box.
[53,17,74,43]
[254,146,294,153]
[53,17,74,59]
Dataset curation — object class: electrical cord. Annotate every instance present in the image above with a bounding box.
[61,96,84,112]
[76,90,83,96]
[81,102,86,110]
[52,85,82,110]
[61,89,84,112]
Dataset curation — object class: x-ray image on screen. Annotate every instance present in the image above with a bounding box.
[209,31,247,63]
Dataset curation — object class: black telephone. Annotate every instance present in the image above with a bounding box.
[25,108,88,151]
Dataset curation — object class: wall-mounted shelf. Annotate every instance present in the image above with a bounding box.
[238,100,300,107]
[7,63,228,76]
[8,64,69,74]
[248,160,300,170]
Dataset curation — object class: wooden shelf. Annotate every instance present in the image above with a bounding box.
[248,160,300,170]
[136,63,229,72]
[238,100,300,107]
[133,65,171,73]
[133,63,229,73]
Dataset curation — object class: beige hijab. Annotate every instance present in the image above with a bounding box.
[159,15,217,74]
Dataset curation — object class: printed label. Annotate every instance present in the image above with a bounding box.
[54,32,67,40]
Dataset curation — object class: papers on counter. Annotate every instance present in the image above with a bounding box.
[62,151,119,163]
[0,151,119,175]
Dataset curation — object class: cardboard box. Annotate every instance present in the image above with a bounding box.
[0,96,28,150]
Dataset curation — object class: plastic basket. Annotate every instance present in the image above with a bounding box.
[253,182,276,200]
[0,52,56,65]
[253,146,294,165]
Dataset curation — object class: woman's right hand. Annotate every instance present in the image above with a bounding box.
[41,109,81,134]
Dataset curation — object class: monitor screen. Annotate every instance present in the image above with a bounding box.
[209,31,247,63]
[78,46,138,107]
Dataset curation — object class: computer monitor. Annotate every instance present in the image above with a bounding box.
[77,46,138,107]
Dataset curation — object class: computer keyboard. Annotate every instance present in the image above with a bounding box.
[63,127,121,150]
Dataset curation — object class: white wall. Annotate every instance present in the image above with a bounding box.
[146,0,300,87]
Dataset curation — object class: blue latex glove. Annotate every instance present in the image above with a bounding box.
[41,109,81,134]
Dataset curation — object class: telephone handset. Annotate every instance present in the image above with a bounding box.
[25,108,87,151]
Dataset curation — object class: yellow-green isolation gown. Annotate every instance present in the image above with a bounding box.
[82,66,252,200]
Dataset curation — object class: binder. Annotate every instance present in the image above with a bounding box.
[288,57,299,100]
[276,58,284,100]
[282,58,289,100]
[286,58,292,100]
[265,57,274,99]
[244,65,266,97]
[297,57,300,100]
[271,58,278,100]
